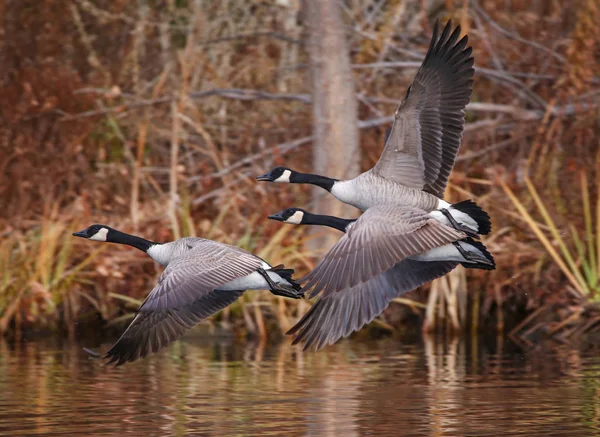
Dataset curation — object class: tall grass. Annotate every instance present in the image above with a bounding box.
[501,163,600,301]
[1,0,599,337]
[0,212,106,336]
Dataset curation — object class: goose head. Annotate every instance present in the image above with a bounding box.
[256,167,294,183]
[269,208,355,232]
[268,208,306,224]
[73,224,114,242]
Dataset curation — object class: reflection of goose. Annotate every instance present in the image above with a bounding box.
[258,21,489,237]
[73,224,303,364]
[268,207,494,350]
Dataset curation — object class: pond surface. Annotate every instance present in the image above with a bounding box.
[0,333,599,436]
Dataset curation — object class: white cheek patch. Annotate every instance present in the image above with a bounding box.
[89,228,109,241]
[285,211,304,224]
[437,198,451,209]
[274,169,292,183]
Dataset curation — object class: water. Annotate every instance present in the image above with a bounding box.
[0,334,599,436]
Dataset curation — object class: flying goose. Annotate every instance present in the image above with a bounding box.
[268,206,494,348]
[257,20,489,237]
[73,224,303,365]
[268,208,460,349]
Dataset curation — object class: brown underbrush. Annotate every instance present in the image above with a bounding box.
[1,0,599,341]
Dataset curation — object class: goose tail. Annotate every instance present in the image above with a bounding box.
[270,264,302,291]
[457,237,496,270]
[451,199,492,235]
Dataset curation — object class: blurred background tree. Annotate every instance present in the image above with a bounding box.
[304,0,360,249]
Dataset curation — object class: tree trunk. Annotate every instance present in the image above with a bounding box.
[304,0,360,251]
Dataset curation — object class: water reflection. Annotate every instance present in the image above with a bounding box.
[0,333,599,436]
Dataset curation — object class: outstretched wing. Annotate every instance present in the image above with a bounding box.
[103,241,265,365]
[139,241,264,312]
[373,20,474,197]
[289,260,458,350]
[301,204,465,298]
[105,289,245,365]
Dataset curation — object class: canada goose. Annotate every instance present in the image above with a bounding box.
[257,21,489,237]
[269,207,494,349]
[268,208,456,349]
[297,205,493,298]
[73,224,303,365]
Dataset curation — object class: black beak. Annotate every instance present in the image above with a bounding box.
[72,231,88,238]
[256,173,273,182]
[268,212,285,221]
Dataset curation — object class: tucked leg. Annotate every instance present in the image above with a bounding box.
[257,268,304,299]
[440,208,479,239]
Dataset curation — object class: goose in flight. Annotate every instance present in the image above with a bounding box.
[268,207,494,349]
[73,224,303,365]
[258,20,488,237]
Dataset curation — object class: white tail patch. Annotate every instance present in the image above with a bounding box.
[437,199,451,209]
[429,206,479,233]
[448,207,478,231]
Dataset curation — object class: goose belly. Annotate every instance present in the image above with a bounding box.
[409,240,489,264]
[409,244,464,263]
[216,270,289,291]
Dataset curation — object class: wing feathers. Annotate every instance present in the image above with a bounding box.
[290,260,458,350]
[301,205,466,298]
[373,20,474,196]
[105,289,245,365]
[140,243,264,312]
[101,240,277,365]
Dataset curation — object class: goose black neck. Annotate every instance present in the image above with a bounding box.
[302,212,355,233]
[108,229,157,253]
[293,172,338,192]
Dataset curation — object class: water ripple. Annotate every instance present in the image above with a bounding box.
[0,336,599,436]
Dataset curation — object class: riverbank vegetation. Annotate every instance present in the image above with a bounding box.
[1,0,599,342]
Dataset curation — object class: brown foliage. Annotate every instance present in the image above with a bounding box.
[0,0,599,337]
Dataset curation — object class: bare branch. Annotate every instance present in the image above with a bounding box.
[75,0,302,44]
[60,88,312,121]
[471,0,567,63]
[471,8,505,71]
[353,61,557,81]
[188,135,314,183]
[63,86,597,126]
[455,137,519,162]
[353,61,551,109]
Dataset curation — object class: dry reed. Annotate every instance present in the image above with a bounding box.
[0,0,599,339]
